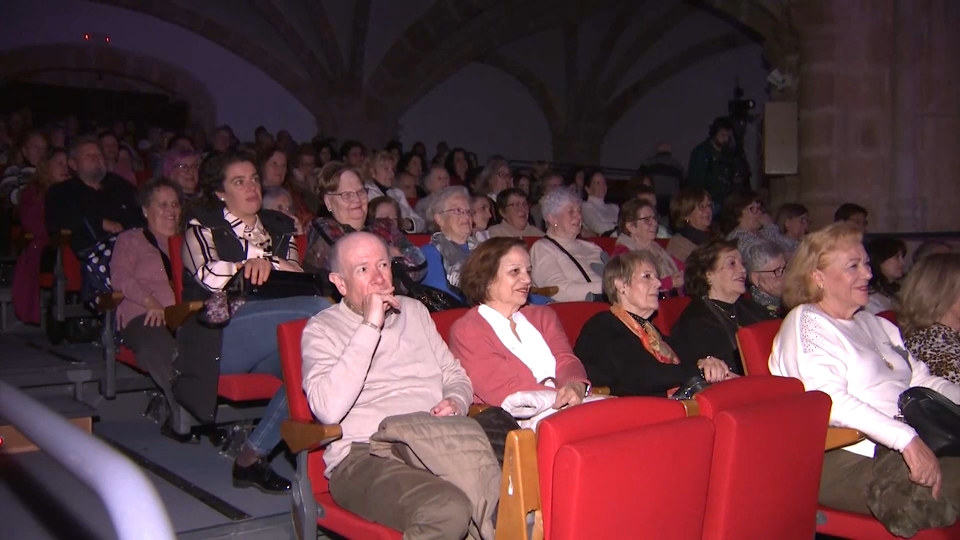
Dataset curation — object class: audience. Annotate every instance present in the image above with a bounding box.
[742,240,787,318]
[162,149,201,200]
[721,190,795,254]
[530,189,606,302]
[398,151,424,180]
[530,172,564,230]
[487,188,544,238]
[666,187,714,263]
[611,199,684,294]
[476,157,513,202]
[262,186,305,235]
[470,193,494,236]
[366,196,401,230]
[448,237,590,407]
[362,150,424,233]
[580,170,619,236]
[770,222,960,532]
[413,164,451,219]
[182,151,329,492]
[901,253,960,384]
[301,232,479,539]
[671,240,769,375]
[865,236,906,314]
[775,202,809,251]
[420,187,482,300]
[444,147,469,186]
[340,140,366,168]
[834,202,869,232]
[633,186,672,239]
[575,251,733,397]
[640,142,684,197]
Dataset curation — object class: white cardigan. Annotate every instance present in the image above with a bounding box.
[770,304,960,457]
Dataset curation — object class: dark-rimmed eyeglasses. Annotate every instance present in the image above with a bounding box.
[327,189,368,202]
[754,265,786,277]
[438,208,473,216]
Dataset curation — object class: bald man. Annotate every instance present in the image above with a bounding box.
[301,232,474,539]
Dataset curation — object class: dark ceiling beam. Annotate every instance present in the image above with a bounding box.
[348,0,373,90]
[252,0,332,90]
[301,0,347,78]
[475,51,561,133]
[576,1,645,105]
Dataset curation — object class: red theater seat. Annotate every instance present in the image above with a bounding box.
[547,301,609,344]
[877,310,898,326]
[584,236,616,254]
[430,307,470,344]
[652,295,691,336]
[406,234,430,247]
[736,319,782,376]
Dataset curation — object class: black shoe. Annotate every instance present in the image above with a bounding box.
[232,459,291,494]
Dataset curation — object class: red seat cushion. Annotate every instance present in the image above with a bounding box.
[116,346,139,368]
[216,374,282,401]
[736,319,783,376]
[550,417,715,540]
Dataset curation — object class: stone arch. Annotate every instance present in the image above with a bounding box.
[0,44,217,129]
[699,0,797,69]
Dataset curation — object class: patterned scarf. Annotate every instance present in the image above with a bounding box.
[610,305,680,364]
[431,232,479,290]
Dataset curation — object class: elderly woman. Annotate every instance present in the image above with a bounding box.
[865,236,906,314]
[110,179,182,435]
[183,152,330,492]
[530,189,607,302]
[770,223,960,532]
[531,172,564,230]
[670,240,770,375]
[262,186,304,235]
[576,251,734,397]
[742,240,787,318]
[162,149,201,198]
[901,253,960,384]
[611,199,684,294]
[487,188,544,238]
[775,202,810,251]
[666,187,715,263]
[721,190,795,255]
[362,150,424,233]
[420,186,479,299]
[414,163,451,219]
[476,157,514,202]
[448,237,590,408]
[303,161,425,279]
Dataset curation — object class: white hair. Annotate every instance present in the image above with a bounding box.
[742,240,783,273]
[540,188,581,222]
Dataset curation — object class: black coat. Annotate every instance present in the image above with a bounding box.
[669,296,771,376]
[45,174,143,253]
[575,311,700,397]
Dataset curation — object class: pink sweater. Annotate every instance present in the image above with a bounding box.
[110,228,176,328]
[448,305,590,405]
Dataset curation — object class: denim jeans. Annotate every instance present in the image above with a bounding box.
[220,295,330,455]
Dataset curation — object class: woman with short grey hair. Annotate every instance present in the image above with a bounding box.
[420,186,481,300]
[530,188,607,302]
[742,239,787,317]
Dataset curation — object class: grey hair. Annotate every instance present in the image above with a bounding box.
[420,163,447,187]
[913,240,953,265]
[741,240,784,274]
[426,186,470,232]
[540,188,582,224]
[262,186,292,210]
[328,231,389,274]
[475,156,509,194]
[137,177,182,208]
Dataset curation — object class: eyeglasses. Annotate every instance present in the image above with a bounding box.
[173,164,200,172]
[635,215,658,224]
[327,189,368,202]
[438,208,473,216]
[754,265,787,277]
[497,170,513,179]
[506,201,529,210]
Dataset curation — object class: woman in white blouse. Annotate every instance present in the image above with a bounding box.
[529,188,607,302]
[770,222,960,529]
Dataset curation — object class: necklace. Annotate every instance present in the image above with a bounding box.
[709,298,740,325]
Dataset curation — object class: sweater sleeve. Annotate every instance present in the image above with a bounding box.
[448,313,548,405]
[182,223,239,291]
[301,314,381,424]
[530,241,602,302]
[531,306,589,389]
[794,310,919,452]
[417,302,473,414]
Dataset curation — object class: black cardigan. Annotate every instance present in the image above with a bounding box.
[669,297,770,376]
[574,311,700,397]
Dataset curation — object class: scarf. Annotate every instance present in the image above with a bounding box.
[431,232,479,290]
[678,225,712,246]
[614,235,679,279]
[610,305,680,364]
[749,285,781,316]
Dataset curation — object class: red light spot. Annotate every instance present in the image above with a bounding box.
[105,36,110,43]
[84,33,90,40]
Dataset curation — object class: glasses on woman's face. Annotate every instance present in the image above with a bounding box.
[635,214,658,225]
[497,170,513,179]
[506,201,529,210]
[439,207,473,216]
[754,265,787,278]
[328,189,368,202]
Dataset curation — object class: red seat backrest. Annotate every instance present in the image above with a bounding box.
[62,245,83,292]
[523,236,540,250]
[295,234,307,264]
[652,295,691,336]
[655,238,669,248]
[406,234,430,247]
[406,197,418,209]
[537,397,690,539]
[584,236,616,254]
[736,319,783,376]
[550,416,715,540]
[168,235,184,303]
[877,310,898,327]
[547,301,610,344]
[430,307,470,344]
[695,377,830,540]
[135,170,152,186]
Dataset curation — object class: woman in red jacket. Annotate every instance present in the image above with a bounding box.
[448,237,590,407]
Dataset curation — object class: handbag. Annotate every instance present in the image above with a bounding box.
[669,374,712,400]
[391,259,468,313]
[897,386,960,457]
[200,269,332,327]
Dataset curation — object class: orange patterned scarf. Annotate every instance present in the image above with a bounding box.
[610,305,680,365]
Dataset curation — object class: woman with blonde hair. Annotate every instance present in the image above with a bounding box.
[770,222,960,535]
[901,253,960,384]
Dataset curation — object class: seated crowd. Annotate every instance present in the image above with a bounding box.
[4,110,960,538]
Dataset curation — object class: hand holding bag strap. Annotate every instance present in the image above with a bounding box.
[543,236,591,283]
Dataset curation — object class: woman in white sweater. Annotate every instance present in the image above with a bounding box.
[770,222,960,528]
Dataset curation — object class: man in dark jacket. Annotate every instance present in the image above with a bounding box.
[45,135,143,253]
[687,117,737,209]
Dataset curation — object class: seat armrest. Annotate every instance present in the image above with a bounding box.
[496,429,543,540]
[590,386,610,396]
[96,291,125,312]
[530,286,559,298]
[164,301,204,330]
[50,229,72,249]
[469,404,490,417]
[280,420,343,453]
[825,427,864,451]
[680,399,700,416]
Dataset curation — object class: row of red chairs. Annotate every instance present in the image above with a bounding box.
[736,313,958,539]
[276,303,838,540]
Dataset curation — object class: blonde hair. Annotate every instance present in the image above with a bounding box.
[362,150,397,182]
[898,253,960,337]
[782,222,863,310]
[603,251,659,305]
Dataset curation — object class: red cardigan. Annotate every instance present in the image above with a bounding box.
[448,305,590,406]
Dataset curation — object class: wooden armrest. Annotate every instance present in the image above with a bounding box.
[280,419,343,453]
[50,229,72,248]
[164,300,204,331]
[590,386,610,396]
[825,427,864,451]
[469,404,490,417]
[680,399,700,416]
[530,286,559,298]
[96,291,125,312]
[496,429,543,540]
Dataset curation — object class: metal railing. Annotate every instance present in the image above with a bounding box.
[0,380,175,540]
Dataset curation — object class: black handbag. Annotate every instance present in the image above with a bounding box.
[391,260,467,313]
[200,270,332,327]
[669,375,712,400]
[897,387,960,457]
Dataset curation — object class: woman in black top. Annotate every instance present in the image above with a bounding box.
[670,239,773,375]
[574,251,735,397]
